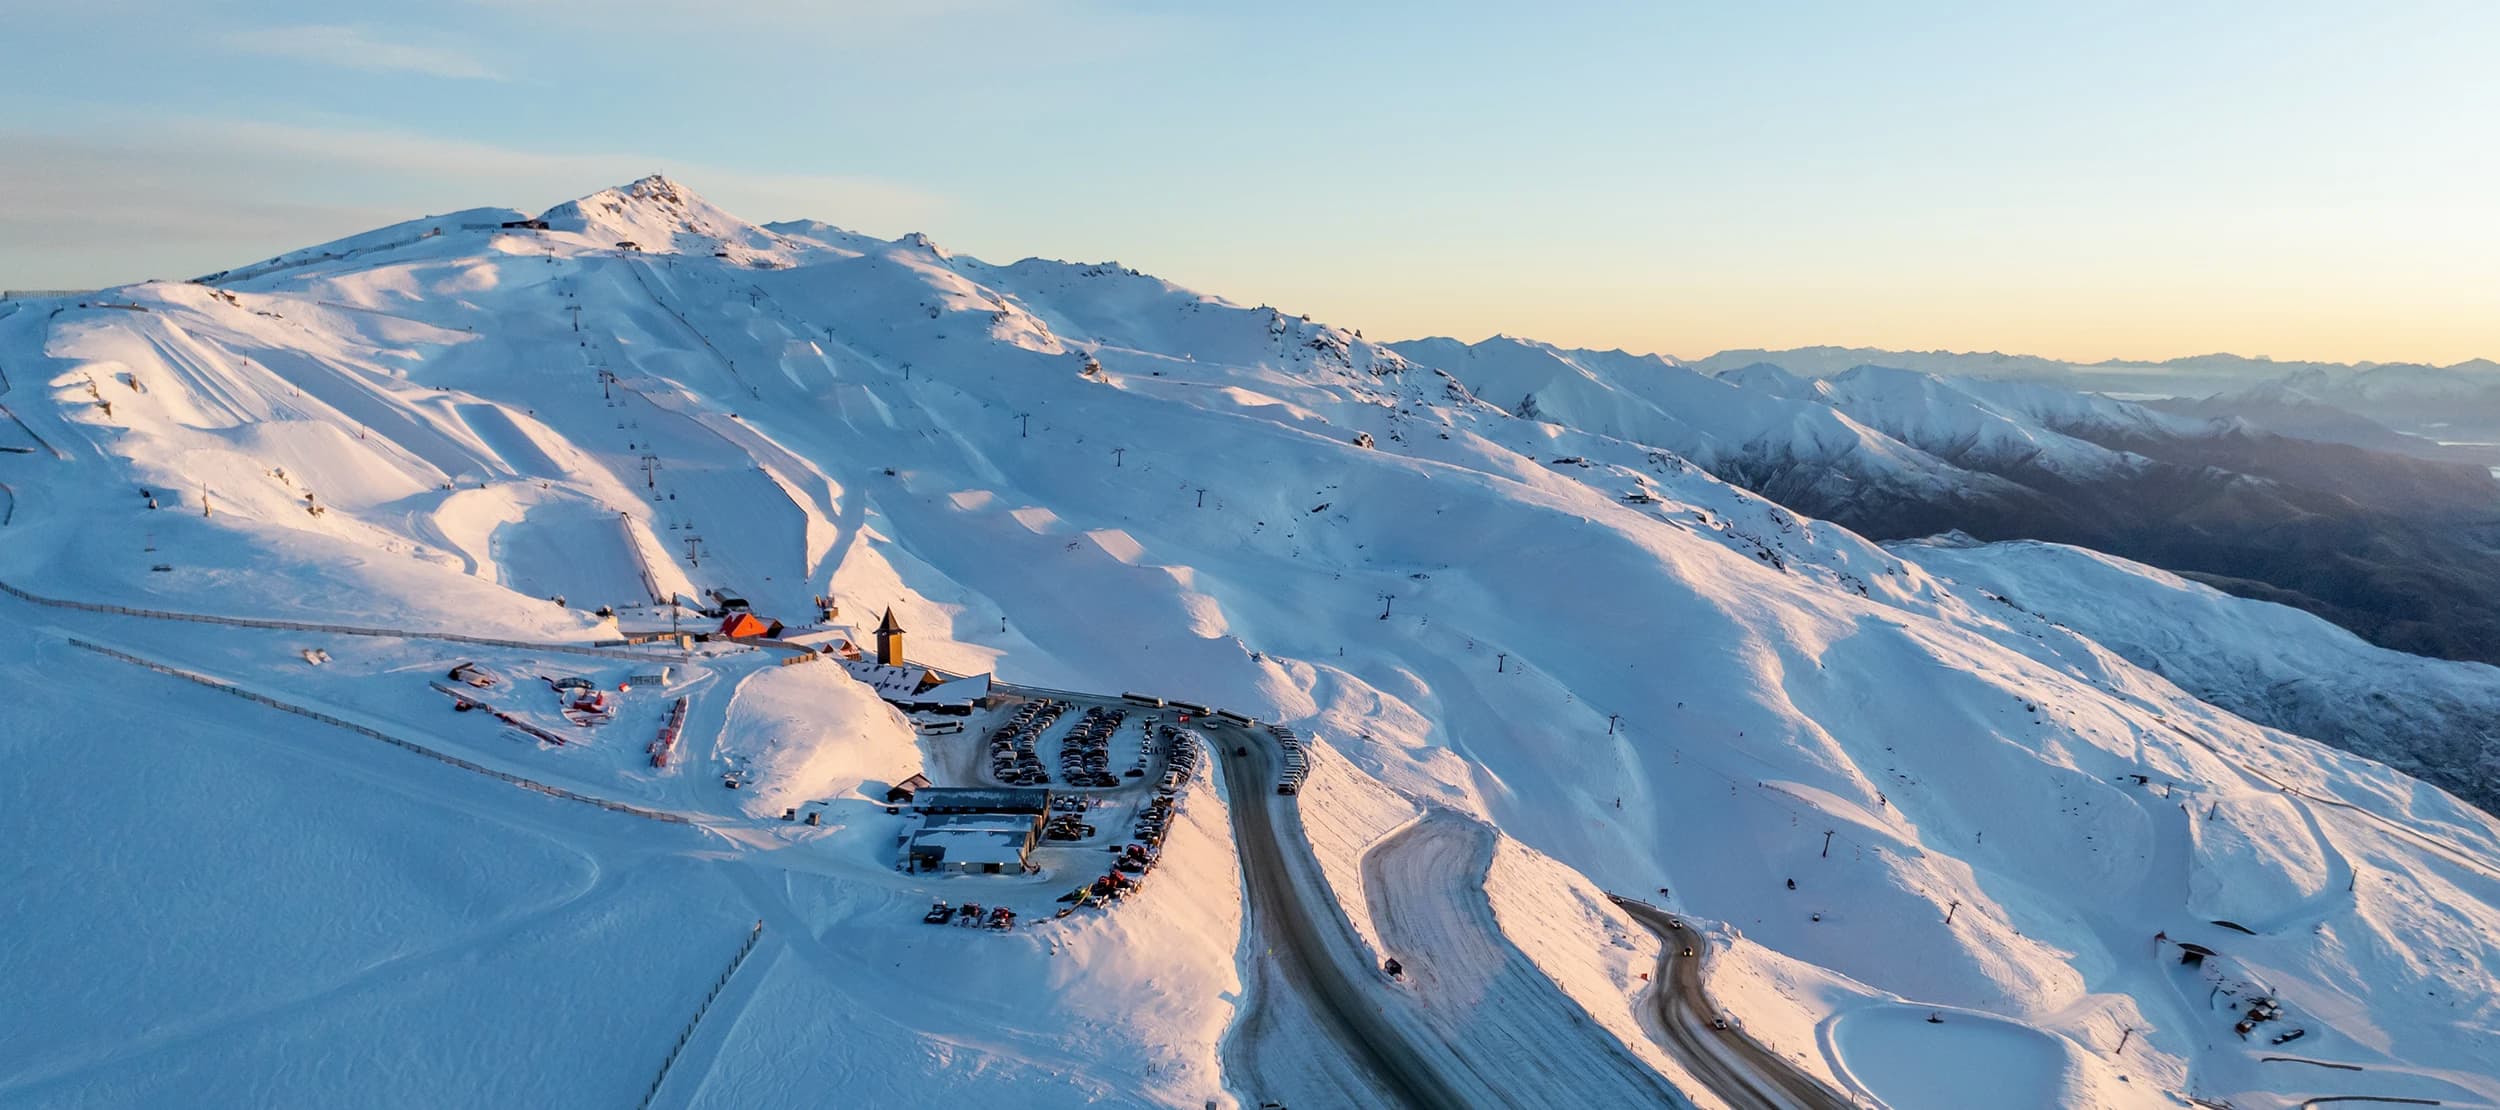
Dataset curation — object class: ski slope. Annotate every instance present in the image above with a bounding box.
[1898,536,2500,823]
[3,176,2496,1109]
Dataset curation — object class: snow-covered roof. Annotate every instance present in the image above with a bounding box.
[910,825,1030,867]
[911,672,991,707]
[920,811,1038,834]
[843,661,929,698]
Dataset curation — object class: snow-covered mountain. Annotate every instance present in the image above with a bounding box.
[2200,364,2500,447]
[1386,335,2035,531]
[1719,362,2167,481]
[4,177,2497,1110]
[1686,345,2500,394]
[1394,338,2500,668]
[1687,346,2083,382]
[1684,344,2500,447]
[1898,535,2500,816]
[2147,380,2475,460]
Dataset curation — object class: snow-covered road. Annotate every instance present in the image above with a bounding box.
[1613,897,1852,1110]
[1209,717,1472,1109]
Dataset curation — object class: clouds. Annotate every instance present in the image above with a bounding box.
[219,24,504,81]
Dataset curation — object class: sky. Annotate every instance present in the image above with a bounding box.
[6,0,2497,366]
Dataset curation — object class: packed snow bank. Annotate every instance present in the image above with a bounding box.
[1293,734,1420,959]
[713,659,917,819]
[1828,1004,2129,1110]
[1479,835,1679,1081]
[1697,933,1877,1099]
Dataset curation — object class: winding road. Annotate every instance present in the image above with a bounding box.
[1612,897,1853,1110]
[1058,695,1850,1110]
[1206,717,1473,1109]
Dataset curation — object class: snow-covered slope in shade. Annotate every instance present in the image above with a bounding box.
[3,178,2496,1110]
[1897,535,2500,815]
[2150,381,2465,459]
[1688,345,2081,381]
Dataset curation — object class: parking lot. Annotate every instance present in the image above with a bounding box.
[961,693,1172,795]
[910,691,1207,913]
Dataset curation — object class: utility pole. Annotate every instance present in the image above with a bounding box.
[1497,652,1508,673]
[1945,899,1961,925]
[640,453,661,489]
[1607,713,1620,735]
[683,533,702,567]
[1195,488,1207,508]
[2114,1025,2135,1055]
[1016,413,1031,438]
[1377,593,1394,620]
[1822,829,1835,858]
[1112,447,1125,467]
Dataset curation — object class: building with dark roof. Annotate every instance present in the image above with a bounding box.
[911,786,1053,816]
[907,811,1041,874]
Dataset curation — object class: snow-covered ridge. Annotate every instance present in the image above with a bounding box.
[1897,536,2500,816]
[6,177,2497,1109]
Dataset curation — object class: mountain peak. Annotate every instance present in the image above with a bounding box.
[537,175,786,261]
[621,173,691,201]
[551,173,714,221]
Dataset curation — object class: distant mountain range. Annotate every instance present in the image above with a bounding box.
[1664,344,2500,448]
[1392,335,2500,666]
